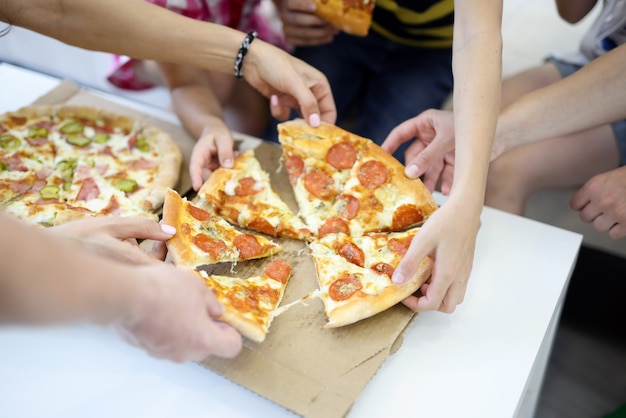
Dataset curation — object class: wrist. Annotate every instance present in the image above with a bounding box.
[234,31,258,79]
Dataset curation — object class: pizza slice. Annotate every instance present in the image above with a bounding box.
[307,228,432,328]
[277,119,369,236]
[187,258,293,343]
[195,149,313,241]
[312,0,375,36]
[325,140,439,236]
[162,188,282,267]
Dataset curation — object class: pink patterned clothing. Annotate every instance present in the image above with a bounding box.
[108,0,287,90]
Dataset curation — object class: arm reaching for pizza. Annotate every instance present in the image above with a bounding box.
[49,217,176,265]
[1,0,337,129]
[385,0,503,313]
[0,212,242,362]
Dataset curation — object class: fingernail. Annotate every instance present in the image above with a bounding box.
[270,95,279,107]
[392,272,406,284]
[160,224,176,235]
[309,113,320,127]
[223,159,233,168]
[405,164,419,178]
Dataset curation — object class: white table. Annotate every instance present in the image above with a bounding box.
[0,64,583,418]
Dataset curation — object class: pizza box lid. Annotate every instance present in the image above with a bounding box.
[31,80,418,418]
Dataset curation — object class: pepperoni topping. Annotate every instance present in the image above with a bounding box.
[285,155,304,184]
[388,235,413,256]
[392,204,424,230]
[326,142,357,169]
[336,194,359,219]
[75,177,100,201]
[318,217,350,237]
[372,262,395,279]
[357,160,389,189]
[233,234,264,259]
[329,274,363,301]
[264,259,292,284]
[247,217,277,236]
[338,242,365,267]
[187,204,211,221]
[303,169,335,200]
[235,177,260,196]
[193,234,227,259]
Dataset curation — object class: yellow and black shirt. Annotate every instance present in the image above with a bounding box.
[371,0,454,47]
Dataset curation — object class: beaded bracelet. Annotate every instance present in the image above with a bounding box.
[234,31,258,79]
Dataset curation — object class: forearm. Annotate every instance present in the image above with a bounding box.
[496,43,626,155]
[171,85,226,138]
[2,0,246,75]
[449,0,503,207]
[0,213,141,325]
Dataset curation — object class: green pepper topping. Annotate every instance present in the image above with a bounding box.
[135,136,150,152]
[39,185,60,200]
[66,134,91,147]
[0,134,21,149]
[60,121,84,134]
[93,132,110,144]
[28,126,49,138]
[114,178,138,193]
[0,161,9,171]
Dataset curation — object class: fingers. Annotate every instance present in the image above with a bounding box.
[192,321,243,360]
[88,216,175,241]
[381,118,420,155]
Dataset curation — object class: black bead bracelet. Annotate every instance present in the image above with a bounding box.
[234,31,258,79]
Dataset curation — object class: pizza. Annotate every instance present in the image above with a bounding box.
[312,0,375,36]
[195,149,314,241]
[277,118,439,238]
[0,105,182,226]
[162,188,282,267]
[187,258,293,343]
[276,227,433,328]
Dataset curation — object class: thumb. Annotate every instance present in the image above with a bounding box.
[404,136,450,179]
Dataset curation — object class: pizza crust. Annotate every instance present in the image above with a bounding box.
[324,256,433,328]
[312,0,374,36]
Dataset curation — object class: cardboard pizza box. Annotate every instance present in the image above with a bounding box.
[31,80,418,418]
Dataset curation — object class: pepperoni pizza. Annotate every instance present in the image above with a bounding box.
[277,118,438,238]
[0,105,182,226]
[162,188,282,267]
[187,259,293,342]
[195,149,313,241]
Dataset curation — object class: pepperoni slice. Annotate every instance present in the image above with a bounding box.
[392,204,424,230]
[336,194,359,219]
[303,169,336,200]
[193,234,227,259]
[326,141,357,169]
[264,259,292,284]
[357,160,389,189]
[187,204,211,221]
[318,217,350,237]
[338,242,365,267]
[388,235,413,256]
[285,155,304,184]
[233,234,264,259]
[372,262,395,279]
[329,273,363,301]
[247,217,277,236]
[235,177,259,196]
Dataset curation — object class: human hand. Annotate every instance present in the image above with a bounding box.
[189,119,239,191]
[113,263,242,362]
[381,109,457,194]
[275,0,338,46]
[244,40,337,125]
[391,197,480,313]
[570,166,626,239]
[50,216,176,264]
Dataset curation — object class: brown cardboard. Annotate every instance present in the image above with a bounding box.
[31,81,417,418]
